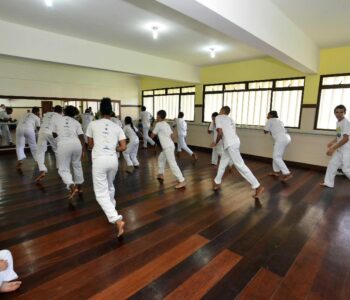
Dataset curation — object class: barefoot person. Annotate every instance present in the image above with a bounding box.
[212,106,264,198]
[140,106,155,149]
[0,250,21,293]
[123,116,140,173]
[86,98,126,238]
[321,104,350,188]
[151,110,186,189]
[264,110,292,181]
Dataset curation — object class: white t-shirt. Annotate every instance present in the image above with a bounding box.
[111,117,123,128]
[17,113,41,131]
[86,119,126,159]
[336,117,350,152]
[39,112,61,134]
[209,121,223,149]
[264,118,288,141]
[174,118,187,136]
[0,111,11,122]
[215,115,240,149]
[152,121,174,149]
[82,113,94,132]
[140,111,152,128]
[123,124,139,143]
[53,116,83,143]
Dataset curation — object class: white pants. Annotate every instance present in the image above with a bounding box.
[1,125,12,144]
[272,135,291,175]
[212,144,233,166]
[16,126,37,161]
[142,126,155,148]
[57,140,84,188]
[92,156,122,224]
[214,145,260,189]
[324,150,350,188]
[123,141,139,167]
[158,146,185,182]
[177,135,193,156]
[36,132,58,172]
[0,250,18,287]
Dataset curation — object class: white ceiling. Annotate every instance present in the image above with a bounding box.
[0,0,264,67]
[272,0,350,48]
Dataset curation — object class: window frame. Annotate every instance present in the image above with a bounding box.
[314,73,350,131]
[142,85,196,121]
[202,76,305,128]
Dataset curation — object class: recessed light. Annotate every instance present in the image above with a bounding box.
[152,26,159,40]
[209,48,216,58]
[45,0,53,7]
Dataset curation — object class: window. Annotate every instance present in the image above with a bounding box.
[316,74,350,130]
[142,86,195,121]
[203,78,304,128]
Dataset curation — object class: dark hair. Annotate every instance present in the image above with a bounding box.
[221,106,230,115]
[178,112,184,118]
[141,106,146,111]
[111,112,116,118]
[125,116,137,133]
[157,110,166,119]
[84,109,90,113]
[268,110,278,118]
[54,105,63,114]
[212,112,218,118]
[32,107,40,114]
[100,97,112,116]
[64,105,78,117]
[334,104,346,113]
[6,107,13,114]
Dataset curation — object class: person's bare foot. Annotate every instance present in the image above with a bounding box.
[69,184,79,200]
[268,172,280,177]
[116,220,125,239]
[281,173,293,182]
[175,181,186,189]
[213,182,221,191]
[253,186,265,198]
[0,281,22,293]
[35,171,46,182]
[16,160,23,170]
[77,184,83,194]
[320,182,333,188]
[126,166,134,174]
[192,153,198,160]
[157,174,164,183]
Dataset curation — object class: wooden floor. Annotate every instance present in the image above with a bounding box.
[1,148,350,300]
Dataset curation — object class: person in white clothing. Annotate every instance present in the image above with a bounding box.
[212,106,264,198]
[264,110,292,181]
[82,108,94,143]
[86,98,126,238]
[53,106,85,201]
[0,107,15,146]
[111,112,123,128]
[16,107,41,169]
[173,112,197,160]
[140,106,155,148]
[0,250,21,293]
[123,116,140,173]
[151,110,186,189]
[321,105,350,188]
[35,105,63,182]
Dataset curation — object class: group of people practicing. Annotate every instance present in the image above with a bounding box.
[1,99,349,294]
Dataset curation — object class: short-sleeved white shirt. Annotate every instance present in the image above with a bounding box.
[152,121,174,149]
[111,117,123,128]
[82,113,94,132]
[215,115,240,149]
[53,116,83,143]
[140,111,152,128]
[39,112,61,134]
[0,111,11,122]
[123,124,139,144]
[264,118,288,141]
[17,113,41,131]
[336,117,350,152]
[174,118,187,136]
[86,119,126,159]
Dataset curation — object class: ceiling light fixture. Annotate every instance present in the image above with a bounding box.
[45,0,53,7]
[152,26,159,40]
[209,48,216,58]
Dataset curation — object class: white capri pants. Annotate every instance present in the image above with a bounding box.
[123,141,140,167]
[177,135,193,156]
[324,150,350,188]
[0,250,18,287]
[36,132,58,172]
[1,125,12,144]
[272,135,291,175]
[142,126,155,148]
[214,144,260,189]
[158,146,185,182]
[16,126,37,161]
[57,140,84,188]
[92,156,122,224]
